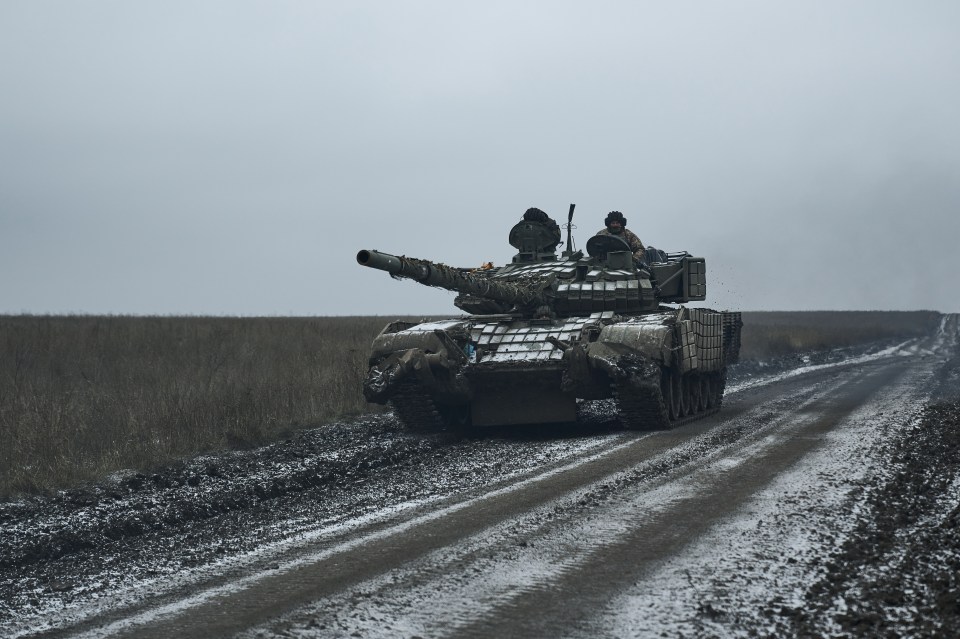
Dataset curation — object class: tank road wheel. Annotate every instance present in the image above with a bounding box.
[688,375,703,414]
[701,375,714,410]
[704,371,725,409]
[660,370,669,411]
[678,374,691,417]
[662,370,682,421]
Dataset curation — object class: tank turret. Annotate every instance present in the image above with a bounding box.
[356,205,741,431]
[357,237,706,316]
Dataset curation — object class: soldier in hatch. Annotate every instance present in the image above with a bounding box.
[596,210,646,263]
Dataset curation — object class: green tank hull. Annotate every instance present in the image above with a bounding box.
[357,210,741,430]
[362,306,740,429]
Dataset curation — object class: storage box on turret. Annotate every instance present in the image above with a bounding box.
[650,254,707,303]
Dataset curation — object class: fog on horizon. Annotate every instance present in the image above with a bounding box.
[2,2,958,316]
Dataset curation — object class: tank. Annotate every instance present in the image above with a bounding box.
[356,205,742,430]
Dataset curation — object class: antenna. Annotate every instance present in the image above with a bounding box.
[563,203,576,257]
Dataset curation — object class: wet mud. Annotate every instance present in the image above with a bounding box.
[789,399,960,637]
[1,335,957,637]
[0,409,624,629]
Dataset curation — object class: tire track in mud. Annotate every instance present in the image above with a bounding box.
[5,324,954,638]
[0,420,628,637]
[67,357,913,639]
[54,431,677,638]
[262,360,916,639]
[261,316,958,639]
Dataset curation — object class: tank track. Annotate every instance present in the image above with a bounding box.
[673,388,722,427]
[390,370,726,432]
[671,369,726,427]
[389,382,447,431]
[613,364,725,431]
[714,370,727,409]
[612,366,670,431]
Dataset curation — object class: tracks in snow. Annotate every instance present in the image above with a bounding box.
[10,316,958,638]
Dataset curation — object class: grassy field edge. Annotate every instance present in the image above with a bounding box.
[0,310,942,498]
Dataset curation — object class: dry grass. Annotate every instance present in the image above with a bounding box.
[0,311,943,498]
[738,311,942,360]
[0,315,404,497]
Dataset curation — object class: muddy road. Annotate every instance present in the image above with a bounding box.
[2,316,959,638]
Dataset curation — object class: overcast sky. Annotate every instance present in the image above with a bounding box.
[2,1,958,316]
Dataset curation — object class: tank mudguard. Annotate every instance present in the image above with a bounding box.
[594,319,675,364]
[369,320,469,361]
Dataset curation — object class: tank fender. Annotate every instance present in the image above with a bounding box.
[369,320,469,361]
[582,342,662,392]
[584,341,631,380]
[593,321,674,364]
[363,343,473,403]
[365,322,471,403]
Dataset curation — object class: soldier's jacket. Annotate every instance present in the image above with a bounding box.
[595,228,646,261]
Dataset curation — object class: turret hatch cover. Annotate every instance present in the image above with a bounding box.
[586,234,631,257]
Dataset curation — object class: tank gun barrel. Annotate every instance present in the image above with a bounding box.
[357,249,547,307]
[357,249,429,280]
